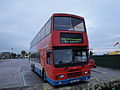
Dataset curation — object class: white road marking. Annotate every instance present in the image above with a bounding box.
[19,66,26,86]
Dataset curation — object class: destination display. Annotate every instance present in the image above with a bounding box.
[60,33,83,43]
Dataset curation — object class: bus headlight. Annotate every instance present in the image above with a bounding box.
[84,71,89,74]
[58,75,65,78]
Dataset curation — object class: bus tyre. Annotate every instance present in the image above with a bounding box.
[43,71,47,83]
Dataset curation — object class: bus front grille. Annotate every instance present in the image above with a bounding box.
[68,69,81,72]
[68,72,81,77]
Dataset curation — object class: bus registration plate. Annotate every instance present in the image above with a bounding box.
[70,79,80,83]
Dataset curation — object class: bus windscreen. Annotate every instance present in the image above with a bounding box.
[53,49,88,68]
[54,16,85,31]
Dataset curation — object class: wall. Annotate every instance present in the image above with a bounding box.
[91,55,120,69]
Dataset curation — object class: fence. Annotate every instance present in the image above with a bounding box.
[91,55,120,69]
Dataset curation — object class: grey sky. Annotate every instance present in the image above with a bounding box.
[0,0,120,54]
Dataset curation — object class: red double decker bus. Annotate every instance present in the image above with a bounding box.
[30,13,91,86]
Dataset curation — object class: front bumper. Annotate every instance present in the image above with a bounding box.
[46,75,91,86]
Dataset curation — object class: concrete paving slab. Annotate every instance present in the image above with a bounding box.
[0,68,22,89]
[0,59,120,90]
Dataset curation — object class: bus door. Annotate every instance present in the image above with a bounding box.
[45,50,53,78]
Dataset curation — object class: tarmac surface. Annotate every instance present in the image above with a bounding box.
[0,59,120,90]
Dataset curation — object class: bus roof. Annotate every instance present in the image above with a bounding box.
[52,13,84,19]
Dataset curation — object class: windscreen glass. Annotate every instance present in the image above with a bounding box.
[54,49,72,65]
[53,49,88,67]
[54,16,85,31]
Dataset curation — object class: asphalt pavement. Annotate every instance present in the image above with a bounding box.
[0,59,120,90]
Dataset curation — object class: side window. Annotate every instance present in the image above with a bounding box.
[42,26,46,38]
[36,52,40,63]
[38,31,41,42]
[41,29,44,40]
[46,51,52,65]
[30,52,40,63]
[45,19,51,36]
[39,31,42,41]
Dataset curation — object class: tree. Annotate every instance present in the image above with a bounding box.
[21,50,27,58]
[11,53,17,58]
[17,54,21,58]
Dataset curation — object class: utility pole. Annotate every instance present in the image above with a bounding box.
[11,48,13,58]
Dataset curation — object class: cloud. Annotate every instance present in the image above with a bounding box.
[0,0,120,54]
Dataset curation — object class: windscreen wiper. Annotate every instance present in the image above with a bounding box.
[59,61,63,64]
[71,60,79,63]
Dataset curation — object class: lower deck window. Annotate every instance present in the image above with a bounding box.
[53,48,88,67]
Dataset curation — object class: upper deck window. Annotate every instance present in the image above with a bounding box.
[54,16,85,32]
